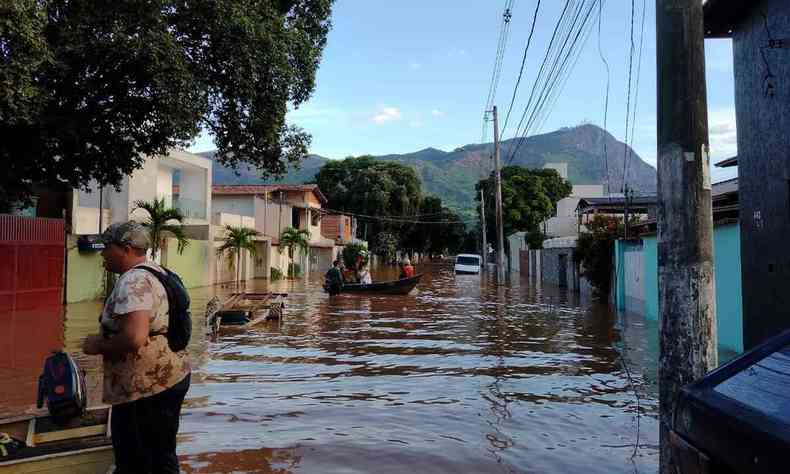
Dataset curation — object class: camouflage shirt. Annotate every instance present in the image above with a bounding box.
[99,262,190,405]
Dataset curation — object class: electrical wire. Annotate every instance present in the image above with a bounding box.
[597,0,612,199]
[501,0,543,138]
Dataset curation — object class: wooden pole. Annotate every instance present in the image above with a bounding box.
[656,1,717,472]
[480,189,487,271]
[492,105,506,282]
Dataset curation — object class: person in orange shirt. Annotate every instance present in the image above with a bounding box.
[399,258,415,279]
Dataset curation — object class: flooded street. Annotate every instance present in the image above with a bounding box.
[2,263,659,473]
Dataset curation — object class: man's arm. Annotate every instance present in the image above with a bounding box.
[84,311,151,358]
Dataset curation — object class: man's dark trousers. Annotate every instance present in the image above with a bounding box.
[111,373,190,474]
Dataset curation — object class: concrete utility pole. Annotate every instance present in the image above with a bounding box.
[656,1,717,472]
[492,105,506,282]
[480,189,487,270]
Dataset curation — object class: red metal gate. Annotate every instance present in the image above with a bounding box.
[0,215,65,312]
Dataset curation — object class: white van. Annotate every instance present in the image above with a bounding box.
[454,254,482,274]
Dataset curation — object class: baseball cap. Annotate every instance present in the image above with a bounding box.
[100,221,151,250]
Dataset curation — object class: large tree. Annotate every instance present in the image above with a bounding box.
[476,166,572,247]
[314,155,423,255]
[0,0,333,210]
[402,195,465,258]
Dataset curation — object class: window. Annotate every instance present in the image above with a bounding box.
[292,207,301,228]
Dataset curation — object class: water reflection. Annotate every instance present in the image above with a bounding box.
[1,263,659,473]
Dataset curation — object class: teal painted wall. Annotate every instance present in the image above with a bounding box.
[643,236,658,321]
[631,223,743,354]
[713,224,743,354]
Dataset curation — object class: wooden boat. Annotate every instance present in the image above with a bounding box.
[0,406,113,474]
[206,292,287,334]
[340,274,422,295]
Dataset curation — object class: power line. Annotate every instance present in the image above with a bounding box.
[482,1,516,149]
[504,0,575,164]
[624,0,647,195]
[621,0,636,193]
[597,0,612,198]
[320,207,476,225]
[501,0,543,138]
[506,0,599,165]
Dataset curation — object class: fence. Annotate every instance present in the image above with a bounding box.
[0,215,65,312]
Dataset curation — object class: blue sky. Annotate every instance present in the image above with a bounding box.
[189,0,738,183]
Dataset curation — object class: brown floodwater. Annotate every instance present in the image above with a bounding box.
[1,263,659,473]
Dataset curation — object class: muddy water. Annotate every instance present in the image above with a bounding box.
[1,264,659,473]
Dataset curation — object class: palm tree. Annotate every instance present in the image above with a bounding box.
[216,225,261,288]
[133,198,189,262]
[279,227,310,278]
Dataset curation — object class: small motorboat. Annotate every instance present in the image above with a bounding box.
[0,406,113,474]
[338,274,422,295]
[205,293,287,335]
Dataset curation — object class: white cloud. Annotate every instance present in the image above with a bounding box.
[431,109,445,118]
[372,106,402,124]
[708,107,738,160]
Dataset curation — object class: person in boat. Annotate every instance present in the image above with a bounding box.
[81,221,190,474]
[325,259,343,296]
[399,258,415,279]
[359,264,373,285]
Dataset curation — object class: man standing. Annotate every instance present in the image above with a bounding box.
[82,221,190,473]
[325,259,343,296]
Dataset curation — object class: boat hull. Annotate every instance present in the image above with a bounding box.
[340,274,422,295]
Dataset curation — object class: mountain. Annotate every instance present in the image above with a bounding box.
[204,124,656,217]
[197,151,329,186]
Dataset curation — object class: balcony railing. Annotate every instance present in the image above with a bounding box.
[173,196,207,220]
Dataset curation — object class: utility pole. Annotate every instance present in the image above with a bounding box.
[492,105,506,282]
[623,184,631,240]
[480,189,487,270]
[656,1,717,473]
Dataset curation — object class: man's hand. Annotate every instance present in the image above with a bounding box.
[82,335,104,355]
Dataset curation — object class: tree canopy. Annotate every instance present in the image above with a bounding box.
[314,156,466,257]
[476,166,572,247]
[0,0,333,209]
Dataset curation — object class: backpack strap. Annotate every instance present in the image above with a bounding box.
[134,265,170,338]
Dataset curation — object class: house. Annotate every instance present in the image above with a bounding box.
[615,178,743,357]
[539,163,607,238]
[211,184,336,276]
[66,149,214,301]
[704,0,790,349]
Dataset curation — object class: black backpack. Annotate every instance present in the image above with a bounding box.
[138,265,192,352]
[37,351,87,422]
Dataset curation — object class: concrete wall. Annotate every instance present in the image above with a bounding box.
[66,236,105,303]
[162,238,212,288]
[615,240,645,314]
[636,222,743,353]
[731,0,790,348]
[213,195,255,218]
[256,199,294,243]
[157,167,174,207]
[541,246,577,289]
[506,232,526,272]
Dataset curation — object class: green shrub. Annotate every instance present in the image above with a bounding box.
[270,267,283,281]
[341,242,369,269]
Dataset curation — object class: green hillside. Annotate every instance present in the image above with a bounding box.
[205,124,656,219]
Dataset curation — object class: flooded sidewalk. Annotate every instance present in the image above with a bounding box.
[2,264,659,473]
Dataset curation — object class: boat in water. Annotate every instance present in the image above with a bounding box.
[337,274,422,295]
[0,407,113,474]
[205,293,287,335]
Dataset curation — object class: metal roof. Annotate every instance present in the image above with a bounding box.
[715,156,738,168]
[212,184,327,204]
